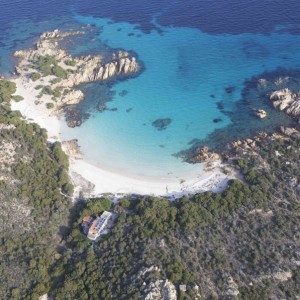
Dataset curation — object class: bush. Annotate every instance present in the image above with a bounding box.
[52,65,68,79]
[31,72,41,81]
[11,95,24,102]
[62,183,74,196]
[64,59,76,67]
[46,102,54,109]
[37,55,68,78]
[50,78,61,84]
[0,80,16,102]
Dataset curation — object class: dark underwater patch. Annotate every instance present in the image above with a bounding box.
[225,86,235,94]
[152,118,172,131]
[213,118,223,123]
[119,90,129,97]
[242,41,270,59]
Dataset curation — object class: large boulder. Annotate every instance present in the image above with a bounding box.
[270,88,295,111]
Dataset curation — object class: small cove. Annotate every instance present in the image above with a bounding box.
[60,15,300,178]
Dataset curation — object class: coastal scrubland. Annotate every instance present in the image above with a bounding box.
[0,80,72,299]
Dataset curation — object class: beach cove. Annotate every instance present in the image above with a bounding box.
[6,13,300,197]
[9,27,234,198]
[11,77,232,197]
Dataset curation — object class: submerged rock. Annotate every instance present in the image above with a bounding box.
[119,89,129,97]
[65,107,89,128]
[152,118,172,131]
[225,86,235,94]
[97,104,106,112]
[213,118,223,123]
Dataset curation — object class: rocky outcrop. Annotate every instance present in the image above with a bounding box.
[223,276,239,297]
[189,146,220,164]
[13,29,140,122]
[61,139,82,159]
[270,88,300,117]
[57,89,84,107]
[253,109,267,119]
[64,54,138,87]
[14,29,139,86]
[231,138,257,150]
[280,126,300,137]
[270,88,295,110]
[14,29,84,61]
[144,280,177,300]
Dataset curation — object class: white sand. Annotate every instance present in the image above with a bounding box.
[11,77,234,198]
[11,78,61,141]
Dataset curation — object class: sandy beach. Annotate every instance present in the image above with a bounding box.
[11,77,235,198]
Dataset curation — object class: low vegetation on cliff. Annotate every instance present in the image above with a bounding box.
[0,80,73,298]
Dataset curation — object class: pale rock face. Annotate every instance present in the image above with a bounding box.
[257,270,292,283]
[280,126,300,137]
[59,89,84,106]
[145,280,177,300]
[269,88,300,118]
[253,109,267,119]
[224,276,239,297]
[269,88,295,111]
[190,146,220,163]
[61,139,82,158]
[285,99,300,117]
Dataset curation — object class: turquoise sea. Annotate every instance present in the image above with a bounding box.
[1,1,300,179]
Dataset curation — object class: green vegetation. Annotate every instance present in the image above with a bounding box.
[37,55,68,79]
[64,59,77,67]
[31,72,41,81]
[0,80,16,102]
[50,78,61,84]
[40,85,61,98]
[35,84,43,90]
[11,95,24,102]
[0,80,72,298]
[46,102,54,109]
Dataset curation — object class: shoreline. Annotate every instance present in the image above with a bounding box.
[10,77,234,198]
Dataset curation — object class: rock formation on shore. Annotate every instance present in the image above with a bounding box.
[188,146,220,164]
[14,29,140,126]
[270,88,300,118]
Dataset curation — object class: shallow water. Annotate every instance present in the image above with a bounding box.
[60,15,300,177]
[1,1,300,178]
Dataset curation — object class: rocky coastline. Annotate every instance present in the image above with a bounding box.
[183,71,300,167]
[13,29,140,127]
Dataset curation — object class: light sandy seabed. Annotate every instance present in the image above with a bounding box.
[11,77,235,198]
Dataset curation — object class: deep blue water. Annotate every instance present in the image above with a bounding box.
[1,0,300,178]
